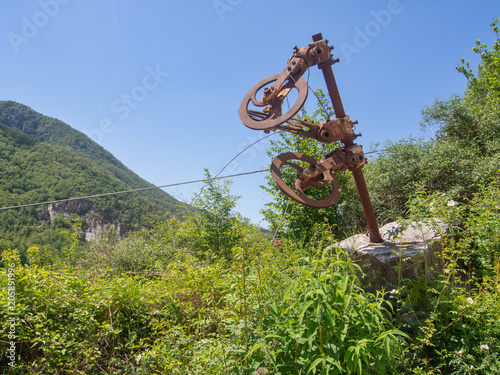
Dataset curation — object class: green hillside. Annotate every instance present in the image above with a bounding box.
[0,101,179,211]
[0,102,182,252]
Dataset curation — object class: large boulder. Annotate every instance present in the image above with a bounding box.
[336,219,448,289]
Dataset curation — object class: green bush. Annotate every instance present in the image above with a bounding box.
[391,172,500,374]
[1,225,409,374]
[242,249,407,375]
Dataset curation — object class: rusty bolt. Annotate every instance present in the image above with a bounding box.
[262,86,276,103]
[302,164,319,179]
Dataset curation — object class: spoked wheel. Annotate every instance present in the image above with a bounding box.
[238,73,308,131]
[270,152,341,208]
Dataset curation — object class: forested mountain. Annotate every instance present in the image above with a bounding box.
[0,101,182,252]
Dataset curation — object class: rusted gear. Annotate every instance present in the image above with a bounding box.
[270,152,341,208]
[238,38,332,131]
[239,73,308,131]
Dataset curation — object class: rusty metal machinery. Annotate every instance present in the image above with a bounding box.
[239,33,383,243]
[239,38,331,130]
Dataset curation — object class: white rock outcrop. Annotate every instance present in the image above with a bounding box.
[39,201,123,241]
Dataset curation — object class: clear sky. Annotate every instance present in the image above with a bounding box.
[1,1,499,227]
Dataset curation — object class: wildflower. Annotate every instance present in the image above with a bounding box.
[274,240,282,246]
[135,354,142,363]
[390,289,400,295]
[470,365,474,370]
[458,350,463,356]
[149,351,157,358]
[480,344,489,350]
[467,297,474,305]
[447,200,457,207]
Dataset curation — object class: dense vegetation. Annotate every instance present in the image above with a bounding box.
[0,102,182,254]
[1,20,499,374]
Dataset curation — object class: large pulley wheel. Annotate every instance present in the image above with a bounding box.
[270,152,342,208]
[238,73,308,130]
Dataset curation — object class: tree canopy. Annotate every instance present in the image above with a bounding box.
[365,19,500,223]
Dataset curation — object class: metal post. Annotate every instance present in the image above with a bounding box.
[312,33,383,243]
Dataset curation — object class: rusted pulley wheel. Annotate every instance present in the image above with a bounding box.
[238,73,308,130]
[270,152,342,208]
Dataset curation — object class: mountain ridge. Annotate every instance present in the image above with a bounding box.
[0,100,179,211]
[0,100,183,252]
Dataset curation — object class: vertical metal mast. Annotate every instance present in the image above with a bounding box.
[312,33,382,243]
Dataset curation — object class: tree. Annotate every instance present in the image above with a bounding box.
[458,19,500,142]
[420,19,500,187]
[364,138,478,222]
[191,168,241,259]
[260,90,362,244]
[363,19,500,223]
[422,19,500,155]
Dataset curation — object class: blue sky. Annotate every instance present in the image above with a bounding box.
[1,0,499,227]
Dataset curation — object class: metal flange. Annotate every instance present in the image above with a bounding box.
[238,73,308,131]
[270,152,342,208]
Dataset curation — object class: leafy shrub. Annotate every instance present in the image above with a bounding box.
[242,249,407,375]
[189,168,242,260]
[391,172,500,374]
[396,272,500,374]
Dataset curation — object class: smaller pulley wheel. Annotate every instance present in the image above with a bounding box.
[238,73,308,131]
[270,152,342,208]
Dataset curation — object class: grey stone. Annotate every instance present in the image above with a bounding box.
[336,219,448,289]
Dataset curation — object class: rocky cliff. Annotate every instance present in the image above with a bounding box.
[38,200,124,241]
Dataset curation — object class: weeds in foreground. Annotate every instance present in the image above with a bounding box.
[2,172,500,374]
[1,232,407,374]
